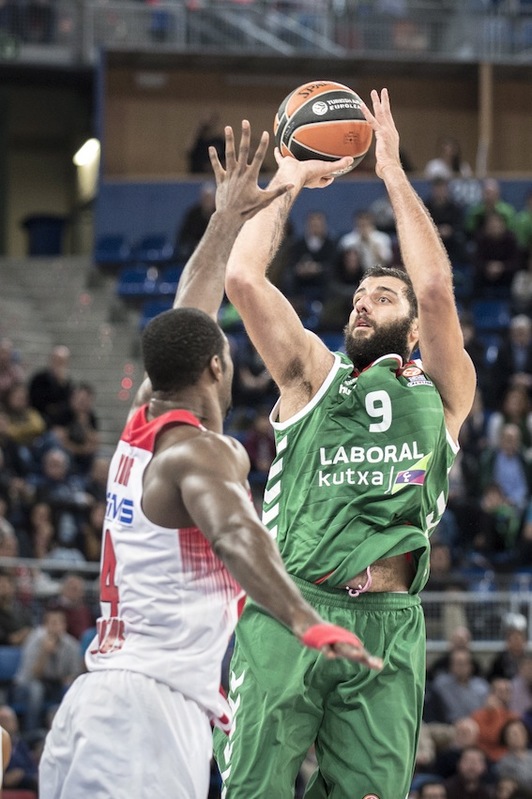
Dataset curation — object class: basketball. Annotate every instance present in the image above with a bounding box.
[273,81,373,174]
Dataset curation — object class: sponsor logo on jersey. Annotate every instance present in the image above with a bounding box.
[105,492,134,524]
[391,453,433,494]
[400,364,433,387]
[319,440,424,466]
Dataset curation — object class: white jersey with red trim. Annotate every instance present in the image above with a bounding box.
[85,406,245,729]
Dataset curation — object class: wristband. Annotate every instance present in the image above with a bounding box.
[301,623,362,650]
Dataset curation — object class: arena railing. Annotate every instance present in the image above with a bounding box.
[0,556,531,654]
[1,1,532,68]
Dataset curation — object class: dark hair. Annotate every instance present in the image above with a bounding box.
[141,307,226,393]
[359,265,418,318]
[499,718,530,747]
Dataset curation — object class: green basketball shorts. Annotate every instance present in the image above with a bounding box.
[213,577,425,799]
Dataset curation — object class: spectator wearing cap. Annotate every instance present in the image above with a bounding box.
[488,613,528,681]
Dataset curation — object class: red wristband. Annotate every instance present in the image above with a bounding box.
[301,623,362,650]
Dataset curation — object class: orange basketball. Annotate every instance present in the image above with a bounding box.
[273,81,373,174]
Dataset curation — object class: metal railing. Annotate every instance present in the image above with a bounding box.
[1,1,532,68]
[1,555,531,654]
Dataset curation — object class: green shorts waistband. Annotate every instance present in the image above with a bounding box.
[290,574,421,611]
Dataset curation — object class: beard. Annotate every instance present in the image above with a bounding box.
[344,315,414,371]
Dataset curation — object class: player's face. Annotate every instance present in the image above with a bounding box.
[344,276,417,369]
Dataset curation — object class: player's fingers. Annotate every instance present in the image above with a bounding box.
[208,146,225,183]
[274,147,283,165]
[250,130,269,174]
[224,125,237,171]
[236,120,251,172]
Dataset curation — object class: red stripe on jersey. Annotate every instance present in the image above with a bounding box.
[178,527,242,598]
[122,406,203,452]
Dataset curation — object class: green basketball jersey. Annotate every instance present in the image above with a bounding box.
[263,352,458,594]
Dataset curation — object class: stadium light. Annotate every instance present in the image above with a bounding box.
[73,138,101,167]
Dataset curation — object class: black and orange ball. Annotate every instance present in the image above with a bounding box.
[273,81,373,173]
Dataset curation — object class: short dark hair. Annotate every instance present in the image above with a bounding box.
[141,307,226,393]
[360,265,418,318]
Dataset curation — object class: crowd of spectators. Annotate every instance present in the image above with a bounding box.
[0,335,103,793]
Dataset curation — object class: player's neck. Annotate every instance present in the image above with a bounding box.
[149,394,223,433]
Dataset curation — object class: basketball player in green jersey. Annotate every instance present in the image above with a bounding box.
[213,89,476,798]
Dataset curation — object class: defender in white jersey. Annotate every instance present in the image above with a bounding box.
[39,122,381,799]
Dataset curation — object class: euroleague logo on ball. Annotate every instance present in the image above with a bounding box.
[312,101,329,116]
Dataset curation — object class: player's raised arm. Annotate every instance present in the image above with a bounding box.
[224,152,352,407]
[174,121,293,317]
[362,89,476,439]
[176,433,382,669]
[128,121,292,418]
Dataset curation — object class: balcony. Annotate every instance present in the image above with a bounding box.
[1,1,532,70]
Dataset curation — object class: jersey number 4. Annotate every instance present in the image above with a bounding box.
[101,529,120,616]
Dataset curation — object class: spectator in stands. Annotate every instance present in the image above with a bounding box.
[0,705,39,794]
[509,653,532,715]
[52,382,100,476]
[30,448,91,556]
[52,573,94,641]
[83,454,110,506]
[488,613,528,682]
[428,626,483,682]
[230,336,277,414]
[0,338,25,406]
[465,178,517,240]
[424,136,473,181]
[471,678,520,764]
[0,569,33,647]
[80,501,104,563]
[479,424,532,515]
[511,249,532,315]
[472,211,520,298]
[495,719,532,791]
[186,111,225,174]
[283,210,337,317]
[336,209,393,271]
[468,482,523,570]
[175,180,216,261]
[487,386,532,458]
[430,647,490,724]
[444,745,494,799]
[14,606,82,732]
[0,704,39,793]
[488,315,532,411]
[28,344,73,431]
[431,716,480,780]
[2,382,46,449]
[319,245,365,332]
[424,178,468,265]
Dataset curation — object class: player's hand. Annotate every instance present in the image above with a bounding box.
[273,147,354,189]
[360,88,402,180]
[301,623,383,670]
[209,120,293,221]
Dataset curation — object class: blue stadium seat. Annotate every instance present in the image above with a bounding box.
[157,264,184,296]
[471,299,512,332]
[116,265,161,302]
[94,233,132,269]
[131,234,174,265]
